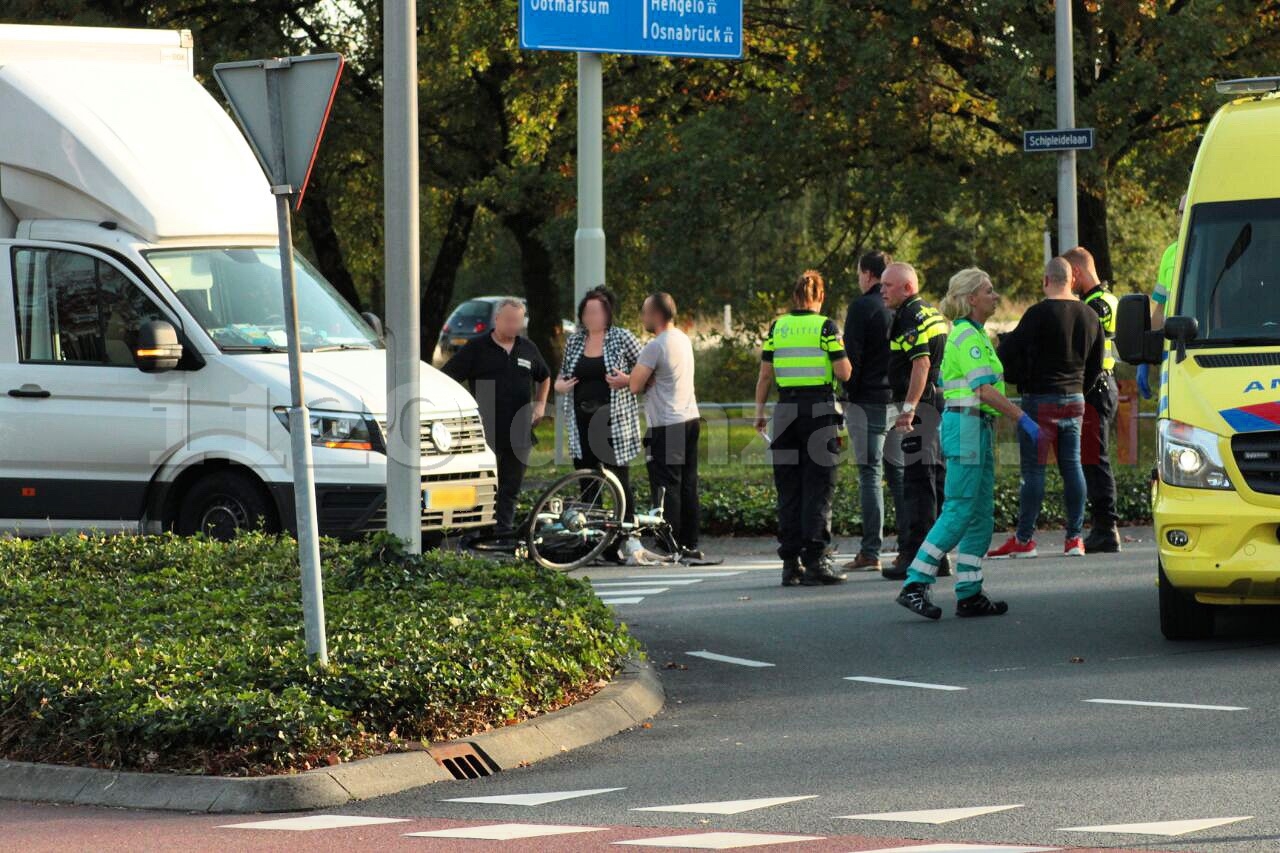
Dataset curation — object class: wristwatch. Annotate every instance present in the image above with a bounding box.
[901,402,916,415]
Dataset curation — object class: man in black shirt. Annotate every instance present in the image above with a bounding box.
[442,299,550,536]
[991,258,1103,560]
[842,250,903,572]
[881,262,950,581]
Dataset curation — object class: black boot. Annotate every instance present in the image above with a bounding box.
[881,553,908,581]
[800,556,848,586]
[896,582,942,620]
[956,593,1009,618]
[1084,525,1121,554]
[781,557,803,587]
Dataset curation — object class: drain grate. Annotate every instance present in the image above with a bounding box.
[428,742,500,779]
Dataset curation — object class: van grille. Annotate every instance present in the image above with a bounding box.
[1196,352,1280,368]
[1230,431,1280,495]
[378,414,488,457]
[362,471,496,532]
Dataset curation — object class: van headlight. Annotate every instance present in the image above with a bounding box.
[1159,420,1232,490]
[274,408,382,452]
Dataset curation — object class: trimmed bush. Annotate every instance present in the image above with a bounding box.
[0,533,637,776]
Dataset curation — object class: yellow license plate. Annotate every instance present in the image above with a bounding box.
[423,485,477,511]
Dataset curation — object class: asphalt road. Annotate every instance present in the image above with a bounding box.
[7,529,1280,852]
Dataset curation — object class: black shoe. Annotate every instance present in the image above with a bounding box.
[781,557,803,587]
[800,557,848,585]
[881,553,908,581]
[956,593,1009,618]
[1084,527,1121,554]
[936,554,952,577]
[680,547,706,562]
[896,582,942,620]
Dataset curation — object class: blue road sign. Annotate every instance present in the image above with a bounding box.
[1023,128,1095,152]
[520,0,743,60]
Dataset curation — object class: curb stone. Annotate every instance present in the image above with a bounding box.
[0,659,662,814]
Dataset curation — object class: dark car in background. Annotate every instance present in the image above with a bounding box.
[437,296,525,357]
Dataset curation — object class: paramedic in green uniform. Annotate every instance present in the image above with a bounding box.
[896,268,1041,620]
[1141,195,1184,399]
[754,270,853,587]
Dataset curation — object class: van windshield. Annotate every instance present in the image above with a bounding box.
[1177,198,1280,346]
[144,247,380,352]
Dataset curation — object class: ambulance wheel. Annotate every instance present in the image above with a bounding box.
[177,470,279,540]
[1159,561,1214,640]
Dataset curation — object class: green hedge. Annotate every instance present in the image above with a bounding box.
[699,466,1153,536]
[0,534,636,776]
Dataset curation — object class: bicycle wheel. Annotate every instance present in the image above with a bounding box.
[526,468,625,572]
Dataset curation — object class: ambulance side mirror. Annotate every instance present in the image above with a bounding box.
[1164,315,1200,364]
[1116,294,1164,366]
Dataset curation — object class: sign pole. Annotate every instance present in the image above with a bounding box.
[1054,0,1078,252]
[265,62,327,665]
[575,51,605,308]
[385,0,423,554]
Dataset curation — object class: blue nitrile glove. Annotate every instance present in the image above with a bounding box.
[1136,363,1152,399]
[1017,413,1041,445]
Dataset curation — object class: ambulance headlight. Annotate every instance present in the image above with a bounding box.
[1159,420,1232,490]
[274,408,383,452]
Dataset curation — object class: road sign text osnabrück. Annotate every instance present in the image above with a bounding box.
[520,0,743,60]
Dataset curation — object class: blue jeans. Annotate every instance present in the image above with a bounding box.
[1015,394,1086,542]
[846,402,904,559]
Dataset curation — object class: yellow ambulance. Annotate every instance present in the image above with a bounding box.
[1117,75,1280,640]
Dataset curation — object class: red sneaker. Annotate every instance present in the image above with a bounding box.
[987,535,1038,559]
[1064,537,1085,557]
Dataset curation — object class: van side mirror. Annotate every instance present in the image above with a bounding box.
[1115,294,1164,365]
[361,312,384,339]
[134,320,183,373]
[1164,315,1199,364]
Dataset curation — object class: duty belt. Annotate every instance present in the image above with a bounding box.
[944,406,996,422]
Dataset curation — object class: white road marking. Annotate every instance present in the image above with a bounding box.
[1059,816,1252,836]
[631,795,816,815]
[443,787,626,806]
[593,580,703,587]
[845,676,967,692]
[219,815,410,831]
[592,587,669,596]
[1085,698,1248,711]
[685,650,775,668]
[838,804,1024,824]
[870,840,1059,845]
[600,597,644,605]
[614,831,824,849]
[628,572,743,579]
[405,823,607,840]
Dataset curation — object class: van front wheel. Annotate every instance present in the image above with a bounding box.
[1158,561,1215,640]
[177,471,279,540]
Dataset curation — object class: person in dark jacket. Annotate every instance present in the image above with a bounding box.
[842,251,904,572]
[989,257,1104,560]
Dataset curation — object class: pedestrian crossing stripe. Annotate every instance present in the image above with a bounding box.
[443,787,626,806]
[1057,816,1252,836]
[404,822,607,840]
[613,831,825,848]
[593,580,704,587]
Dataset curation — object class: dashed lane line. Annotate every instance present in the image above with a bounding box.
[845,676,967,692]
[1084,698,1248,711]
[685,650,775,668]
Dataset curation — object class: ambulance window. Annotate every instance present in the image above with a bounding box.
[11,248,170,366]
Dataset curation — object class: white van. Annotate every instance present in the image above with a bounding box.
[0,24,497,539]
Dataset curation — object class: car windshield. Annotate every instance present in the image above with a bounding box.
[145,247,379,352]
[449,300,493,324]
[1177,198,1280,346]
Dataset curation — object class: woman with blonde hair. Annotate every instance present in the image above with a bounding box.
[754,269,853,587]
[895,268,1041,620]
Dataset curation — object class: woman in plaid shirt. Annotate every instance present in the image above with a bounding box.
[556,288,643,559]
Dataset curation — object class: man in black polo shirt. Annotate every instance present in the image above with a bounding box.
[442,299,550,536]
[881,262,949,581]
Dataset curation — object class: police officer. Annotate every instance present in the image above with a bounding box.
[881,262,949,581]
[896,268,1040,620]
[754,269,853,587]
[1063,247,1121,554]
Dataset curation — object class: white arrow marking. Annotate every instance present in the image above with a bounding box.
[444,787,625,807]
[1059,816,1252,836]
[838,804,1024,824]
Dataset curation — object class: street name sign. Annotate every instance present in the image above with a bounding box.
[1023,128,1095,152]
[520,0,743,60]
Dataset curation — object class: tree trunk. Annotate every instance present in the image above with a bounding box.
[420,196,478,360]
[299,185,363,311]
[1076,183,1113,284]
[503,211,560,366]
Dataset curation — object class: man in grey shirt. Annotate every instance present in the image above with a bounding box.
[626,292,703,558]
